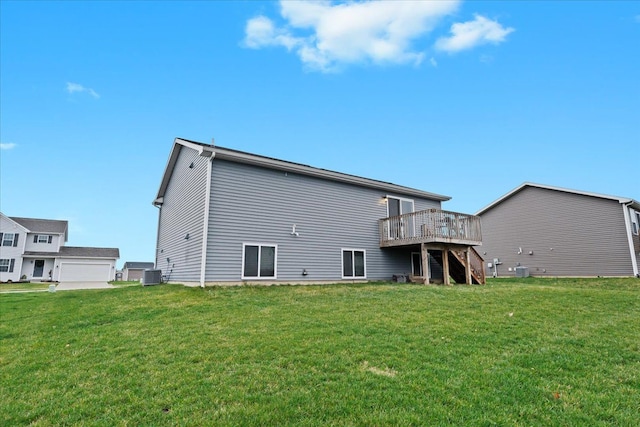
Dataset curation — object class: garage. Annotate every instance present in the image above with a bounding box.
[59,262,113,282]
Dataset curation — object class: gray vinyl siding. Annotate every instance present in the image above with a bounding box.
[204,159,441,282]
[156,146,209,281]
[478,186,634,277]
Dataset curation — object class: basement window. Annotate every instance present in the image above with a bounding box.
[242,244,277,279]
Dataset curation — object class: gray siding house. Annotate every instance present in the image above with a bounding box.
[475,183,640,278]
[153,138,484,287]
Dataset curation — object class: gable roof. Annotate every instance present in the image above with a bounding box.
[123,261,154,269]
[476,182,640,215]
[1,212,29,233]
[23,246,120,258]
[154,137,451,206]
[9,216,69,241]
[59,246,120,258]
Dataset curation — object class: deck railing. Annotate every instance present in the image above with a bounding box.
[379,208,482,247]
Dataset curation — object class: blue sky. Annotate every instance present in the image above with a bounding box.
[1,1,638,268]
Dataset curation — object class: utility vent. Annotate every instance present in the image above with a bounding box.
[142,269,162,286]
[515,266,530,278]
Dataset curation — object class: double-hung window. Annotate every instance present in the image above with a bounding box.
[35,235,53,243]
[0,259,14,273]
[242,244,277,279]
[1,233,18,247]
[342,249,366,279]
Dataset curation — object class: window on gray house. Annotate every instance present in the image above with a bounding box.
[35,235,53,243]
[343,249,366,278]
[243,244,277,278]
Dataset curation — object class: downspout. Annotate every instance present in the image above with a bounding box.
[200,150,215,288]
[621,202,639,277]
[152,201,162,277]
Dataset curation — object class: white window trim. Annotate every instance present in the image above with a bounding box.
[0,258,10,272]
[36,235,51,243]
[241,243,278,280]
[341,248,367,279]
[2,233,15,247]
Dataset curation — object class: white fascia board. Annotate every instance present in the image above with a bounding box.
[0,212,30,233]
[155,139,216,204]
[158,139,449,202]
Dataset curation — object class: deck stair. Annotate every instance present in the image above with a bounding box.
[448,248,485,285]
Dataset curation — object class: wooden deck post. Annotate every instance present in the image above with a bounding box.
[465,247,472,285]
[442,246,451,285]
[421,243,430,285]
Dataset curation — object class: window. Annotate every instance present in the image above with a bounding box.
[0,259,14,273]
[1,233,18,247]
[386,196,414,218]
[342,249,366,278]
[386,196,415,240]
[242,244,277,279]
[633,211,640,235]
[34,235,53,243]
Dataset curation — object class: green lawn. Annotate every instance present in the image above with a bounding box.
[1,278,638,426]
[0,282,51,292]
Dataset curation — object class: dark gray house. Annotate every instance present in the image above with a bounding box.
[476,183,640,278]
[153,138,484,287]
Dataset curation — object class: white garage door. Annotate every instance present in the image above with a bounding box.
[59,262,111,282]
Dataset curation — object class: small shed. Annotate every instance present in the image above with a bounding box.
[122,262,155,281]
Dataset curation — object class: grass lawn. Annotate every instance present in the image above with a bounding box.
[0,282,51,292]
[1,278,638,426]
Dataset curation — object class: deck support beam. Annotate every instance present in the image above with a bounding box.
[442,246,451,285]
[465,247,472,285]
[421,243,430,285]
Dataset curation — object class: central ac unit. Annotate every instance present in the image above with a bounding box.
[515,266,530,278]
[142,269,162,286]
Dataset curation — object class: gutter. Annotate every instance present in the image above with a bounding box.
[621,202,639,277]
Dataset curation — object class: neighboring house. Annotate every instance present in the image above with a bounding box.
[475,183,640,278]
[153,138,484,287]
[0,213,120,282]
[122,262,155,281]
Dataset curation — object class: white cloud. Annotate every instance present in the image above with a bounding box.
[244,0,460,72]
[66,82,100,99]
[0,142,17,150]
[435,14,514,53]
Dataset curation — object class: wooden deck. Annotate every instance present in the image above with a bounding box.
[379,208,482,248]
[380,209,485,284]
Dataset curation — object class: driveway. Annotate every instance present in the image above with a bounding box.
[55,282,114,291]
